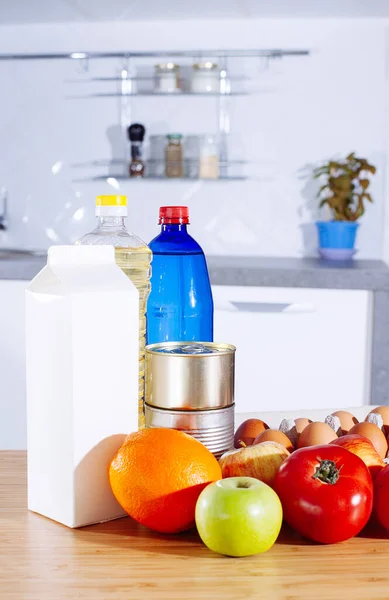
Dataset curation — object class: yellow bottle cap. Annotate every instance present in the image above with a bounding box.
[96,195,127,207]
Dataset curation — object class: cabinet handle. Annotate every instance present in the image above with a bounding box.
[215,301,316,314]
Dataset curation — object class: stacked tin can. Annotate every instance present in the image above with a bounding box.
[145,342,235,458]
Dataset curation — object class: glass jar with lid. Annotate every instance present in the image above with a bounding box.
[149,135,166,177]
[165,134,183,178]
[155,63,181,94]
[184,136,200,178]
[191,62,220,93]
[199,135,219,179]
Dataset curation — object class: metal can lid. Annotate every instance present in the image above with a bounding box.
[155,62,180,72]
[193,62,218,71]
[146,342,236,356]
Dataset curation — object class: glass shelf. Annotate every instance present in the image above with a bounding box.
[88,76,251,82]
[72,159,249,168]
[71,91,249,98]
[90,175,248,182]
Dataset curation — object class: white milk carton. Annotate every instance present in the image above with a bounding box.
[26,245,139,528]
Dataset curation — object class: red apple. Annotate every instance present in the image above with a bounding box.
[331,434,386,479]
[219,441,290,487]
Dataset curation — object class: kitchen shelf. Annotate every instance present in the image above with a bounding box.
[0,49,310,61]
[90,175,248,182]
[72,159,249,168]
[34,46,309,186]
[87,76,251,82]
[73,91,248,98]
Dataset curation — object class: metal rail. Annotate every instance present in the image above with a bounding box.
[0,49,310,61]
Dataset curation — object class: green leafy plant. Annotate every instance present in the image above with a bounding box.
[313,153,376,221]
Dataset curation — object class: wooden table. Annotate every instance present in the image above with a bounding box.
[2,452,389,600]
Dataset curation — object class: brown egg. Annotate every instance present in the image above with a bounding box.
[349,422,388,458]
[278,417,312,449]
[253,429,294,453]
[368,406,389,437]
[294,418,312,434]
[297,422,338,449]
[332,410,358,435]
[234,418,269,448]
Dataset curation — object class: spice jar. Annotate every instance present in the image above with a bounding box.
[155,63,181,94]
[149,135,166,177]
[184,136,200,178]
[191,62,220,93]
[165,134,183,178]
[199,135,219,179]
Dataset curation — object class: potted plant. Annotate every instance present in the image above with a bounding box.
[313,153,376,260]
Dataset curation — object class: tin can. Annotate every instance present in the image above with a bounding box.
[145,342,235,458]
[145,342,235,410]
[145,404,234,459]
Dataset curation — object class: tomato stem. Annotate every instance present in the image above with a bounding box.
[312,459,340,485]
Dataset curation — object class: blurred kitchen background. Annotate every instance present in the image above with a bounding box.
[0,1,388,258]
[3,0,389,449]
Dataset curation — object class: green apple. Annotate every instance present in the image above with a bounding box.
[195,477,283,557]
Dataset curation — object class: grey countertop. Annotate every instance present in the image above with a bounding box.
[0,255,46,281]
[1,254,389,291]
[207,256,389,291]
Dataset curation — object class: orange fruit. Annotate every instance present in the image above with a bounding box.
[109,428,222,534]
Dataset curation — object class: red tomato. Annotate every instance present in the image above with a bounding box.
[273,444,373,544]
[374,464,389,531]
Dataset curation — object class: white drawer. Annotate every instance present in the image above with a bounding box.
[213,285,372,413]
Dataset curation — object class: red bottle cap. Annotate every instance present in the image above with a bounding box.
[159,206,190,225]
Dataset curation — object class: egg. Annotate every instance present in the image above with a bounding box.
[331,410,358,435]
[297,422,338,449]
[294,418,312,434]
[234,418,269,448]
[367,406,389,437]
[253,429,294,453]
[349,422,388,458]
[278,417,312,448]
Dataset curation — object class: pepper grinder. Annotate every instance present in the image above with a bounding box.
[128,123,146,178]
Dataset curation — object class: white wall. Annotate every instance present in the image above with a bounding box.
[0,18,387,258]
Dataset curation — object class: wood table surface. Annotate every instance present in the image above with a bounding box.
[2,451,389,600]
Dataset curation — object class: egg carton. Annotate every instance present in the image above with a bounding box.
[236,405,389,461]
[235,406,378,430]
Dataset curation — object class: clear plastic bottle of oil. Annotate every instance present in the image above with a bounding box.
[77,195,152,429]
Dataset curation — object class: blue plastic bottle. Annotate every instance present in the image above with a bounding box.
[147,206,214,344]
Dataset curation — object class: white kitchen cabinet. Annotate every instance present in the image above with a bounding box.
[213,285,372,414]
[0,280,28,449]
[0,280,374,449]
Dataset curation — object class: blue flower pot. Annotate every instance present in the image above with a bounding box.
[316,221,359,250]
